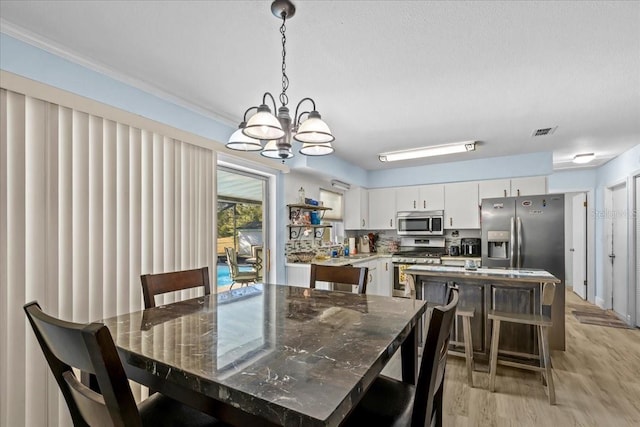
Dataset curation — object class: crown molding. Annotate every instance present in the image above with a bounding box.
[0,18,237,128]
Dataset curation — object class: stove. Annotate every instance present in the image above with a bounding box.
[391,238,446,298]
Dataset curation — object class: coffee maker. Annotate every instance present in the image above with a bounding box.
[461,238,481,256]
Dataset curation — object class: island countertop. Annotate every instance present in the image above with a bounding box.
[404,265,560,284]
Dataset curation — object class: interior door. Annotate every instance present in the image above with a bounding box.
[571,193,587,299]
[610,183,628,320]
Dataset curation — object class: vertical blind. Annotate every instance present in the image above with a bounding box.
[0,88,216,427]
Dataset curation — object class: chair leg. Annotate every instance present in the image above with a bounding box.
[541,326,556,405]
[537,325,546,385]
[433,382,443,427]
[462,315,474,387]
[489,319,501,392]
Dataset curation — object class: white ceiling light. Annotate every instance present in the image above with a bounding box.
[379,141,476,163]
[226,0,334,161]
[572,153,595,164]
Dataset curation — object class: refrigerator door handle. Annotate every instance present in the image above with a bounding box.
[510,217,515,268]
[517,216,523,268]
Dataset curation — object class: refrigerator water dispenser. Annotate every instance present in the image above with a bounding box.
[487,230,510,259]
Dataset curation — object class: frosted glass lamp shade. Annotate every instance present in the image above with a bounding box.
[226,127,263,151]
[299,143,334,156]
[261,139,293,159]
[293,111,335,144]
[243,105,285,140]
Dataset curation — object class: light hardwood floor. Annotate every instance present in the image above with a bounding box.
[382,290,640,426]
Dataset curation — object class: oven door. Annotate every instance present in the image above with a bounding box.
[392,263,414,297]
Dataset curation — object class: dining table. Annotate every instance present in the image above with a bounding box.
[102,283,427,427]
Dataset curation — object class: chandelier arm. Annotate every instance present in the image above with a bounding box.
[293,97,317,125]
[242,106,259,122]
[261,92,279,113]
[294,111,311,127]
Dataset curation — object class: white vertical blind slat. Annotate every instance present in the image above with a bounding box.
[103,120,117,319]
[116,123,130,317]
[128,127,142,313]
[6,90,27,427]
[72,110,90,323]
[89,115,104,322]
[25,95,48,427]
[0,89,8,427]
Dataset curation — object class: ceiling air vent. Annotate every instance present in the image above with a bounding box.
[532,126,557,137]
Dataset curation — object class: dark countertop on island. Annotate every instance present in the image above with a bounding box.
[404,265,560,284]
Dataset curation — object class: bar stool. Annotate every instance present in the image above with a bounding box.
[488,282,556,405]
[448,307,475,387]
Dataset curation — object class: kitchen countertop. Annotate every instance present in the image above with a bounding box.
[404,265,560,283]
[286,253,392,267]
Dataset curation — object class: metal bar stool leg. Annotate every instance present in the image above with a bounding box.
[541,326,556,405]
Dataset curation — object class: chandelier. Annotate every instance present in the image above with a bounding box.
[226,0,335,160]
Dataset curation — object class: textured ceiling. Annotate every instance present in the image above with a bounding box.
[1,0,639,171]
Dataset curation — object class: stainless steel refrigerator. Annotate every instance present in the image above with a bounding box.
[481,194,565,350]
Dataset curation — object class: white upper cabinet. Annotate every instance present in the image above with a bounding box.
[510,176,547,197]
[368,188,396,229]
[444,181,480,229]
[478,177,547,201]
[478,179,511,201]
[396,185,444,211]
[419,184,445,211]
[344,187,369,230]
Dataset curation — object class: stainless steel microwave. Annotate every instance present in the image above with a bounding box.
[396,210,444,236]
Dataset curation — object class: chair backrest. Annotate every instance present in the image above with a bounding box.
[541,282,556,317]
[309,264,369,294]
[24,301,142,427]
[224,247,240,277]
[412,289,459,427]
[140,267,211,309]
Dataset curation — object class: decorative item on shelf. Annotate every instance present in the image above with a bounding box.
[225,0,335,162]
[298,187,305,204]
[310,211,320,225]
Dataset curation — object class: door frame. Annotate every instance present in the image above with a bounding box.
[566,192,588,299]
[551,188,596,304]
[604,177,635,326]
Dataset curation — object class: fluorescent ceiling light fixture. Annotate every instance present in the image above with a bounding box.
[572,153,595,164]
[379,141,476,163]
[330,179,350,191]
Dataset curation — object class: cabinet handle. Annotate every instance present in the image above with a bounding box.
[503,189,507,197]
[385,262,388,271]
[362,219,365,227]
[517,189,521,196]
[423,200,426,209]
[413,200,416,209]
[390,219,393,227]
[450,217,453,227]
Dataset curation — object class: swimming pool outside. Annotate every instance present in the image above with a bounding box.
[216,264,256,286]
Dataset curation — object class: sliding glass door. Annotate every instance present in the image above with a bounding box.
[217,167,269,291]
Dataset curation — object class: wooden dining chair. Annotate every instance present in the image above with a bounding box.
[309,264,369,294]
[141,267,211,309]
[343,289,458,427]
[488,282,557,404]
[24,301,223,427]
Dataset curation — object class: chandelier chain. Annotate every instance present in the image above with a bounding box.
[279,15,289,107]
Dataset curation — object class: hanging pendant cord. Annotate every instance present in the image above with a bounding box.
[279,14,289,107]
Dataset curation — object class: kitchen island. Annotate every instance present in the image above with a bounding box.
[404,265,563,362]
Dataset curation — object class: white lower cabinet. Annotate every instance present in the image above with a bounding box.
[377,258,393,297]
[286,264,310,287]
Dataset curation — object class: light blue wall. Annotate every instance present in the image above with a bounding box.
[0,33,234,145]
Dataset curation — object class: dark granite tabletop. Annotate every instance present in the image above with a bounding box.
[103,284,426,426]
